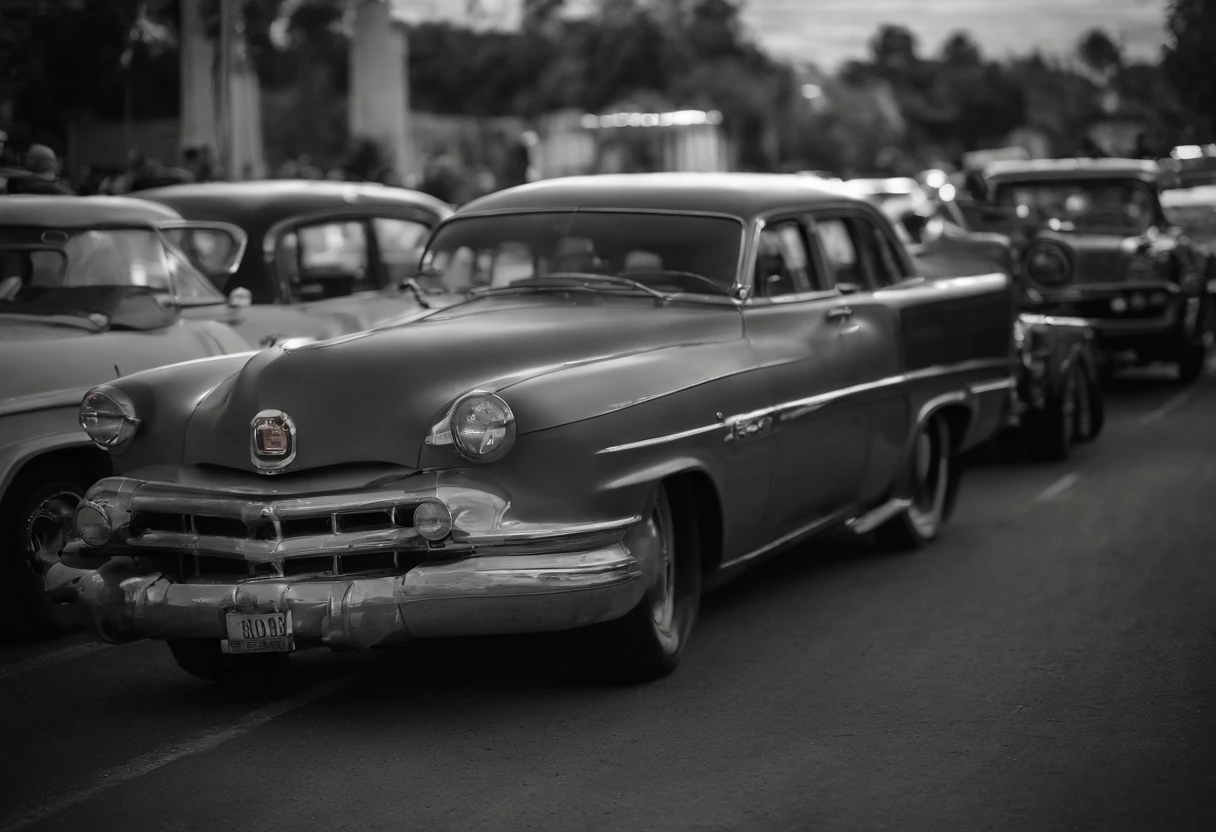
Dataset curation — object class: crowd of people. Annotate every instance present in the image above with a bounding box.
[0,129,536,206]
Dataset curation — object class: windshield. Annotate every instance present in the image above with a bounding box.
[992,179,1163,233]
[0,227,223,306]
[419,211,744,296]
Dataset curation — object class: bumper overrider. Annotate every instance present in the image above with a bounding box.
[52,473,649,650]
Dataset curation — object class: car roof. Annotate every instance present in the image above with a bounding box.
[984,157,1160,183]
[456,173,862,221]
[135,180,455,228]
[0,194,181,227]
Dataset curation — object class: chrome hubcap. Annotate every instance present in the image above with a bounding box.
[23,490,80,576]
[650,507,675,637]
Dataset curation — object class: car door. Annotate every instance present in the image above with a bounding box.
[742,214,873,538]
[805,209,910,509]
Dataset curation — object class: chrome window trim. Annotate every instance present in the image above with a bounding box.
[157,219,250,278]
[425,207,751,302]
[597,356,1011,454]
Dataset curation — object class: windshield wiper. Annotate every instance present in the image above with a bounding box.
[612,269,734,297]
[469,273,669,300]
[0,308,110,333]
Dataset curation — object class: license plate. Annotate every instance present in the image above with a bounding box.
[222,611,293,654]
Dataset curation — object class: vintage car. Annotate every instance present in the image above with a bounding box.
[56,173,1034,683]
[1161,184,1216,252]
[846,182,1104,462]
[0,196,255,640]
[135,181,455,343]
[917,158,1214,384]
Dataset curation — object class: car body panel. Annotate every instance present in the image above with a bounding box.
[55,173,1021,651]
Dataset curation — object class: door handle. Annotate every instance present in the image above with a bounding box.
[827,306,854,321]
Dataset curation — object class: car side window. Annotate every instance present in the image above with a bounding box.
[278,220,372,301]
[753,220,813,298]
[815,217,863,289]
[372,217,431,287]
[854,216,907,288]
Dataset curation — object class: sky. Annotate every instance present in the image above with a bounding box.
[398,0,1173,70]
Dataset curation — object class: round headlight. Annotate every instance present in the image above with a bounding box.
[79,387,140,449]
[413,499,453,542]
[449,391,516,463]
[74,502,112,548]
[1025,245,1072,288]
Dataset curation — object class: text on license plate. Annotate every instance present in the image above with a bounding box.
[224,611,293,654]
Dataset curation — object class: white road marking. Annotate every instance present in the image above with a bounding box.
[0,676,350,832]
[0,642,111,682]
[1140,390,1193,425]
[1036,473,1079,502]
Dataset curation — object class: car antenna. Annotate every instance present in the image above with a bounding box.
[401,277,432,310]
[114,364,122,378]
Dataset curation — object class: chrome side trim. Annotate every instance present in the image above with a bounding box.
[847,498,913,535]
[598,357,1008,454]
[902,356,1010,383]
[598,423,725,454]
[969,377,1016,395]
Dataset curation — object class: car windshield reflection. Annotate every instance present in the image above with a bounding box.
[0,226,226,329]
[419,211,744,298]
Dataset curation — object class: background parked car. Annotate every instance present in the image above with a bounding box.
[0,196,256,640]
[135,181,455,343]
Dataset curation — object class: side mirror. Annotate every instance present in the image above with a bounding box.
[397,264,444,288]
[228,287,253,308]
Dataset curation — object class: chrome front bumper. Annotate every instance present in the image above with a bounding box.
[66,545,645,649]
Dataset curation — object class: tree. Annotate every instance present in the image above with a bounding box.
[941,31,981,66]
[1077,28,1123,79]
[1162,0,1216,136]
[869,24,919,72]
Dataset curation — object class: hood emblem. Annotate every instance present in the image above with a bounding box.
[251,409,297,474]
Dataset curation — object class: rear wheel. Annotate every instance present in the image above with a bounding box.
[167,638,291,683]
[1073,362,1104,443]
[875,415,952,551]
[1176,296,1214,385]
[1024,366,1076,462]
[586,483,701,683]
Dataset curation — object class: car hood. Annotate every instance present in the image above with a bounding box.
[0,318,231,407]
[182,297,743,473]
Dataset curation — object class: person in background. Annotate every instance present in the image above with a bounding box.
[6,144,76,195]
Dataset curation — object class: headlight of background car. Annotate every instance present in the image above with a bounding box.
[79,386,141,449]
[449,391,516,463]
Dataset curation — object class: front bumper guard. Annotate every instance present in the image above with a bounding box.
[65,545,645,650]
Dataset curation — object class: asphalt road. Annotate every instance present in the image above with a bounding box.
[2,366,1215,832]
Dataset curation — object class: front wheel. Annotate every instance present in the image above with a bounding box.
[0,460,92,643]
[584,483,702,683]
[1176,295,1214,385]
[875,415,952,551]
[167,638,291,683]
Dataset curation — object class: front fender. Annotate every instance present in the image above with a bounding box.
[97,351,259,474]
[0,406,100,497]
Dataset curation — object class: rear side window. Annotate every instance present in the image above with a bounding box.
[816,218,863,289]
[278,220,372,300]
[753,220,814,297]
